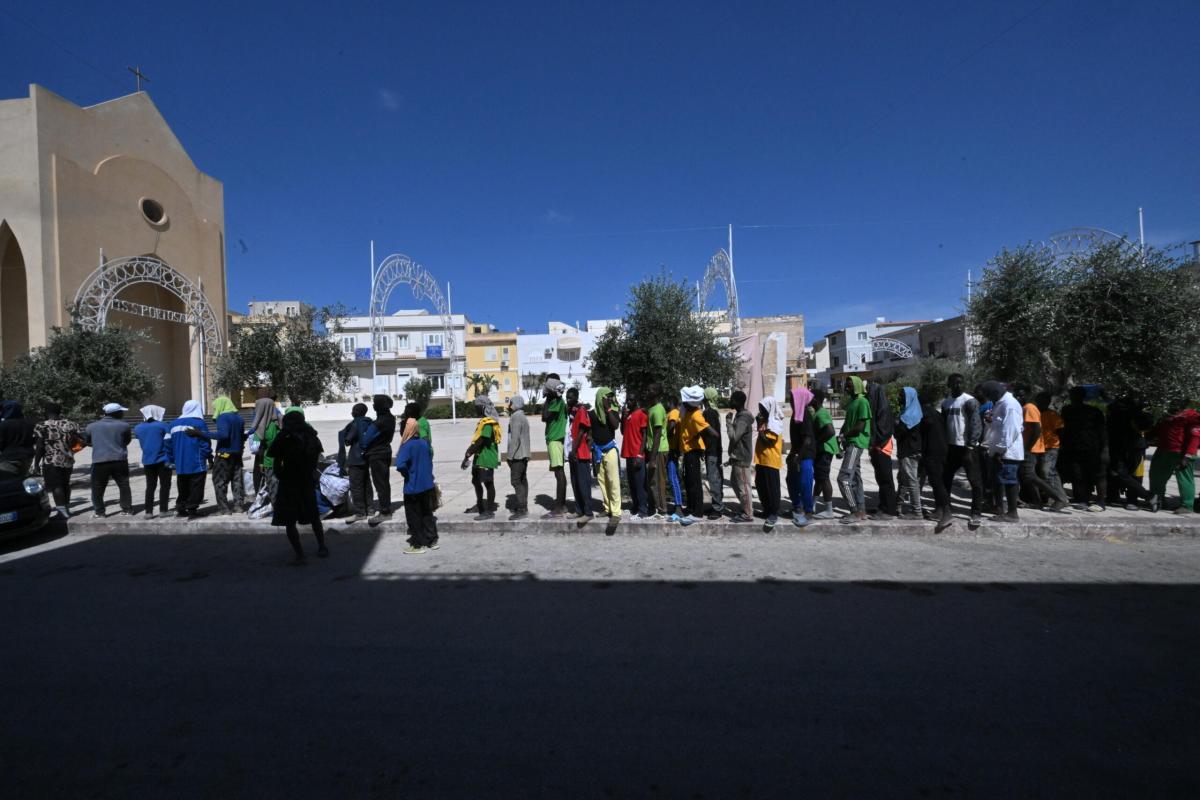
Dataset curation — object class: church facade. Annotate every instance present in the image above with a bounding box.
[0,84,228,411]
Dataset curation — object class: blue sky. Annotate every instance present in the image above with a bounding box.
[3,1,1198,342]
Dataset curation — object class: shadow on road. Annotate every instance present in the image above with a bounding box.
[2,533,1198,797]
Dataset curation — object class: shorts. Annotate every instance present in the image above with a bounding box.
[814,451,834,482]
[547,440,565,469]
[998,459,1020,486]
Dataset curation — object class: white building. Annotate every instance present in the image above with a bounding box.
[331,309,467,402]
[809,317,931,388]
[516,321,604,406]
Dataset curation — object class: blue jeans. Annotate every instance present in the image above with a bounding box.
[786,458,815,514]
[570,459,593,516]
[626,457,649,516]
[666,455,683,512]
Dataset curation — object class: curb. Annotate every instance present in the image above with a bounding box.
[58,513,1200,540]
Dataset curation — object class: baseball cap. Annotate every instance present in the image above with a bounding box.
[102,403,128,414]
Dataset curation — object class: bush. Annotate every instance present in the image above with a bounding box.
[423,401,478,420]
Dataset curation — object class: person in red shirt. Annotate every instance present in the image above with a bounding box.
[1148,401,1200,514]
[621,392,650,518]
[566,387,593,518]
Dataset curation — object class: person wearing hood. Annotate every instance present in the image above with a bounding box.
[83,403,133,516]
[190,396,247,514]
[359,394,397,526]
[170,400,212,517]
[811,389,840,519]
[566,386,594,518]
[894,387,925,520]
[941,374,984,526]
[133,405,172,517]
[917,387,953,530]
[268,409,329,563]
[754,396,786,530]
[0,400,37,478]
[541,375,569,517]
[700,387,725,520]
[785,386,816,527]
[866,381,898,518]
[461,395,503,520]
[1060,385,1108,512]
[248,390,280,491]
[621,391,650,519]
[506,395,531,519]
[837,376,872,524]
[1148,400,1200,514]
[981,381,1024,522]
[395,416,438,553]
[341,403,373,521]
[725,390,756,523]
[32,402,84,517]
[592,387,623,520]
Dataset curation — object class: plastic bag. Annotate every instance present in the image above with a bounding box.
[248,434,261,455]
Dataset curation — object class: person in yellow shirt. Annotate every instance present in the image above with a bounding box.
[664,396,684,520]
[678,385,718,525]
[754,396,786,531]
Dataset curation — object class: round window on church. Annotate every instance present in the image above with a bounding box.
[140,197,168,227]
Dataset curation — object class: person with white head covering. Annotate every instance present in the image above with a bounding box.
[506,395,531,519]
[171,400,211,517]
[84,402,133,516]
[134,405,172,517]
[677,386,717,526]
[754,396,786,530]
[541,374,569,517]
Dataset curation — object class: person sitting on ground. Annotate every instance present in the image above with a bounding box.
[133,405,172,518]
[1147,400,1200,514]
[461,395,503,520]
[268,408,328,564]
[395,420,439,554]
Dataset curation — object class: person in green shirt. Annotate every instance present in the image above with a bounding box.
[811,388,840,519]
[837,375,872,523]
[645,382,668,517]
[541,375,568,517]
[462,395,503,521]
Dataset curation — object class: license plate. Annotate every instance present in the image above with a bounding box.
[0,511,17,524]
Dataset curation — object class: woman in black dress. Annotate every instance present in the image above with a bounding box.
[268,409,329,563]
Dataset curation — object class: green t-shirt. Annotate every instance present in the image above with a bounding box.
[815,407,839,455]
[418,417,433,456]
[475,422,500,469]
[545,397,567,442]
[842,395,872,450]
[647,402,668,453]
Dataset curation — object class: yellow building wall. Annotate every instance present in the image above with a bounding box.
[464,337,520,402]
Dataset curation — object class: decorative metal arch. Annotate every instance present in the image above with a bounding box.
[699,249,741,334]
[1043,227,1135,260]
[73,255,222,349]
[370,253,455,360]
[870,337,913,359]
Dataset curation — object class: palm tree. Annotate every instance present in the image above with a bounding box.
[467,372,499,399]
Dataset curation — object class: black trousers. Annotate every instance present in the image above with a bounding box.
[175,472,206,515]
[403,488,439,547]
[869,448,898,514]
[1067,451,1107,506]
[755,465,781,518]
[1109,451,1149,503]
[43,464,73,509]
[924,457,950,510]
[508,458,529,512]
[91,460,132,514]
[683,450,705,517]
[211,455,245,511]
[143,462,171,513]
[570,459,593,516]
[626,457,648,516]
[348,464,374,515]
[368,456,392,513]
[943,445,982,514]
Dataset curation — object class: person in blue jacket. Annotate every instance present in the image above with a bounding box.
[395,430,438,554]
[171,399,212,517]
[134,405,172,517]
[191,395,247,514]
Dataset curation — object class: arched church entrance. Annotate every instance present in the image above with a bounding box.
[0,221,30,366]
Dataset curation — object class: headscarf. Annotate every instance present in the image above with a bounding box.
[848,376,865,396]
[212,396,238,416]
[180,399,204,418]
[509,395,525,411]
[594,387,614,418]
[759,396,786,437]
[400,416,420,444]
[279,409,322,460]
[544,377,564,395]
[790,386,813,422]
[681,385,704,406]
[140,405,165,422]
[474,395,500,422]
[0,400,23,420]
[867,382,894,440]
[285,405,304,417]
[402,401,422,420]
[704,387,719,405]
[900,387,923,428]
[282,409,307,432]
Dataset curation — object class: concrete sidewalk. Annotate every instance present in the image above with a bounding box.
[57,417,1199,539]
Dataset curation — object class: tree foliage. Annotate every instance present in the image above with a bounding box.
[588,272,737,398]
[212,305,353,405]
[466,372,498,399]
[969,242,1200,409]
[0,323,161,421]
[404,377,433,409]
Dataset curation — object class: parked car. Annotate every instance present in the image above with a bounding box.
[0,474,52,540]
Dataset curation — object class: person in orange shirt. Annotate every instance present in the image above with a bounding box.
[1035,391,1068,505]
[754,396,786,531]
[678,386,718,526]
[1015,384,1069,511]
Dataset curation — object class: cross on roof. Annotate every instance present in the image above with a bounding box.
[127,66,150,92]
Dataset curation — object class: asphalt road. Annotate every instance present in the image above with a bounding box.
[2,527,1199,797]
